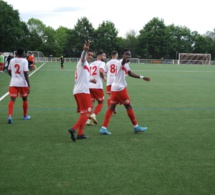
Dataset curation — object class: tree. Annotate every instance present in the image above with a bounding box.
[124,30,138,57]
[0,1,26,51]
[40,26,56,57]
[54,26,70,56]
[73,17,95,56]
[203,30,215,59]
[27,18,47,51]
[138,17,167,59]
[94,21,118,57]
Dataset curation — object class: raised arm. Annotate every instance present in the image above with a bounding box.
[80,41,90,63]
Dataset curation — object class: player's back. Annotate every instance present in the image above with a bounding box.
[9,57,28,86]
[105,59,119,86]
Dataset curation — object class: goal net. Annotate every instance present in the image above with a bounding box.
[179,53,211,65]
[13,51,45,62]
[27,51,45,62]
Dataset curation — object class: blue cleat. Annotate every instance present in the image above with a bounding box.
[134,126,147,133]
[99,127,111,135]
[23,115,31,120]
[8,116,13,124]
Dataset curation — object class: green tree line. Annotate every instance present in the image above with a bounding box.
[1,0,215,59]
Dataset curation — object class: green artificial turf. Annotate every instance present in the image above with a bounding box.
[0,62,215,195]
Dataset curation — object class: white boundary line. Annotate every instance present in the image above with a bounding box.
[0,63,46,102]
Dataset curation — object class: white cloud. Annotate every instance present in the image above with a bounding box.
[5,0,215,37]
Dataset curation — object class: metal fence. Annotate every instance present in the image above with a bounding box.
[36,57,215,65]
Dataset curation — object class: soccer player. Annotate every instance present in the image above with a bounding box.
[68,41,96,141]
[0,52,4,72]
[99,48,151,135]
[59,55,64,69]
[27,52,35,71]
[5,53,14,72]
[86,50,107,125]
[7,48,31,124]
[104,50,119,113]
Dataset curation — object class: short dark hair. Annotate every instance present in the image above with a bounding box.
[96,50,104,56]
[16,48,25,57]
[111,51,118,56]
[121,48,130,55]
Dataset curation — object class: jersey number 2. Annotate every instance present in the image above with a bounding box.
[15,64,21,74]
[90,66,97,76]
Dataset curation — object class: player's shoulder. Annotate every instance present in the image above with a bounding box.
[90,60,100,66]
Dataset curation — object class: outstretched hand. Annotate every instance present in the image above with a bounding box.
[143,77,151,82]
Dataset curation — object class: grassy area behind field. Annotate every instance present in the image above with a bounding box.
[0,62,215,195]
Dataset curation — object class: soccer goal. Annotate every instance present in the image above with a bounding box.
[13,50,45,62]
[27,51,45,62]
[179,53,211,65]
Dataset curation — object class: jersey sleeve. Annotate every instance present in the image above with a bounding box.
[100,61,105,71]
[125,63,130,72]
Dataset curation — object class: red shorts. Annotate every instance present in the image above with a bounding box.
[74,93,92,114]
[111,88,130,105]
[106,85,111,95]
[89,88,104,102]
[9,86,29,98]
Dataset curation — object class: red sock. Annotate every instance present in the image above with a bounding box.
[72,114,88,132]
[102,108,114,128]
[126,108,138,125]
[78,122,85,136]
[94,102,103,115]
[23,100,28,117]
[107,98,111,109]
[8,100,14,116]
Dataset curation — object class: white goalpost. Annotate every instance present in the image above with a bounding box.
[27,51,45,62]
[13,51,45,62]
[179,53,211,65]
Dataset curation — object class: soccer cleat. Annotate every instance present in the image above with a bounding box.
[23,115,31,120]
[86,119,95,126]
[8,116,13,124]
[89,114,97,124]
[134,126,147,133]
[77,134,88,139]
[99,127,111,135]
[68,128,76,142]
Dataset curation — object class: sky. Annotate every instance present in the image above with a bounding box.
[4,0,215,37]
